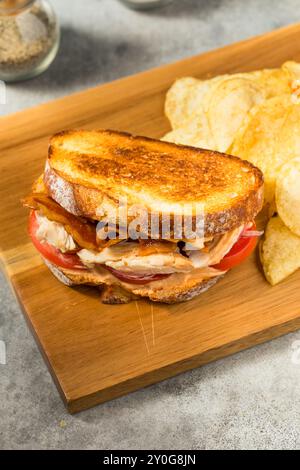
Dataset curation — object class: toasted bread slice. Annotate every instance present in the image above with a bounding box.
[45,129,264,236]
[43,258,223,304]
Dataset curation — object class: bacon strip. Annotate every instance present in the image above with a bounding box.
[22,193,120,251]
[22,194,181,254]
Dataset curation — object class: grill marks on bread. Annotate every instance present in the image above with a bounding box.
[49,129,263,205]
[46,129,264,236]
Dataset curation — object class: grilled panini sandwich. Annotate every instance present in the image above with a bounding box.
[23,130,264,303]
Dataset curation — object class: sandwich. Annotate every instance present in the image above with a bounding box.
[23,129,264,304]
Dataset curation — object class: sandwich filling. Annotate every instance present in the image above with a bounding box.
[25,192,261,288]
[24,192,261,293]
[35,212,244,275]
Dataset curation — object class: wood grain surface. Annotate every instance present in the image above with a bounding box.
[1,24,300,413]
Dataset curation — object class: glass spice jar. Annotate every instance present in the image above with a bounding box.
[0,0,60,82]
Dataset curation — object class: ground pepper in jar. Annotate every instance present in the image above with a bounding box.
[0,0,59,82]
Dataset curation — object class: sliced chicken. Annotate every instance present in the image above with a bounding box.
[78,242,193,274]
[187,226,244,268]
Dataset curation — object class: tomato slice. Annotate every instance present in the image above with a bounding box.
[104,265,170,285]
[213,225,259,271]
[29,211,86,270]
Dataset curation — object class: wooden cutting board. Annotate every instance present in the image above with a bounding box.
[1,24,300,414]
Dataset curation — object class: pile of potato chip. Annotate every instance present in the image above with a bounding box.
[163,61,300,285]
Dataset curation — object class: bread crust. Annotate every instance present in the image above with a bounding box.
[132,275,223,303]
[45,164,263,236]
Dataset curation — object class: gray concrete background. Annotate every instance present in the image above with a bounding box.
[1,0,300,450]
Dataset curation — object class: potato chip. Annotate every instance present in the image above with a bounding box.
[165,77,202,129]
[164,64,300,203]
[281,61,300,103]
[165,74,266,152]
[206,77,265,152]
[276,102,300,157]
[276,157,300,236]
[165,68,290,132]
[260,216,300,285]
[230,95,293,203]
[282,60,300,80]
[250,68,291,97]
[165,75,232,130]
[161,116,216,150]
